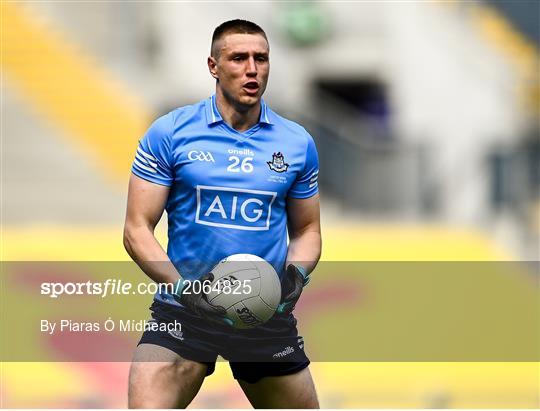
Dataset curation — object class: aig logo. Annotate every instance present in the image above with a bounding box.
[195,185,277,231]
[188,150,215,162]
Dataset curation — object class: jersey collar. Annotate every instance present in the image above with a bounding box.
[205,94,273,126]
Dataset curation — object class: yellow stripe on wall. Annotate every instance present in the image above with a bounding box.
[1,3,153,183]
[469,4,539,116]
[1,224,509,261]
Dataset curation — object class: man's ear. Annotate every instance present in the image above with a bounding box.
[207,56,218,80]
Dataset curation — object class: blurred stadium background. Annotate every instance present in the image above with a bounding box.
[1,0,538,408]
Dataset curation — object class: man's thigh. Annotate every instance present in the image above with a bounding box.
[128,343,208,409]
[237,366,319,409]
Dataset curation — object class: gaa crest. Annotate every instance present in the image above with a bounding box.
[267,152,289,173]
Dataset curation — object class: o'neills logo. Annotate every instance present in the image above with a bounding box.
[236,307,262,326]
[273,346,295,358]
[228,148,255,156]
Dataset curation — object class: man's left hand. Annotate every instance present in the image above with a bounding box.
[277,264,310,314]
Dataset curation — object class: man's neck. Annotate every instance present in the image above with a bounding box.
[215,90,261,132]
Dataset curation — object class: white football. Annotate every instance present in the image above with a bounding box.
[207,254,281,329]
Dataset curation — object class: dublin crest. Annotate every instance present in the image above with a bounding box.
[267,152,289,173]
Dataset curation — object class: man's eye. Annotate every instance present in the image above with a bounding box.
[257,57,268,62]
[233,56,242,61]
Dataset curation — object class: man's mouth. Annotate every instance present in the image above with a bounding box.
[243,81,259,94]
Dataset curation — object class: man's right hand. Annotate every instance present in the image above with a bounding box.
[173,273,231,325]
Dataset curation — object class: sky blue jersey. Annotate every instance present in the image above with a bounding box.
[131,95,319,305]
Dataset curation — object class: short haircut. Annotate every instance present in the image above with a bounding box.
[211,19,268,58]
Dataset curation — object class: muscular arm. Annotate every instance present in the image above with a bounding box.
[285,194,322,274]
[123,173,181,285]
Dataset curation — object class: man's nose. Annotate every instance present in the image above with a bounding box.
[246,57,257,76]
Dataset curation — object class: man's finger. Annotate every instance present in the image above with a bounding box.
[284,271,303,300]
[199,272,215,286]
[200,298,226,316]
[283,285,301,302]
[277,301,294,314]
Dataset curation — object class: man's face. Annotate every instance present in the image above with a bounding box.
[209,33,269,108]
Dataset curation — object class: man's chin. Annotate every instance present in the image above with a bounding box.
[238,94,260,106]
[221,89,262,110]
[233,95,261,111]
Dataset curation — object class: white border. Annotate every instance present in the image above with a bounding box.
[195,185,277,231]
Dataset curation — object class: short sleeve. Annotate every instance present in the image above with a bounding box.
[288,133,320,199]
[131,114,174,186]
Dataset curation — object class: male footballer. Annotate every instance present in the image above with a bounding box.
[124,19,321,408]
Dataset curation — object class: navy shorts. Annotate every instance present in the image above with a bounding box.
[138,300,310,384]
